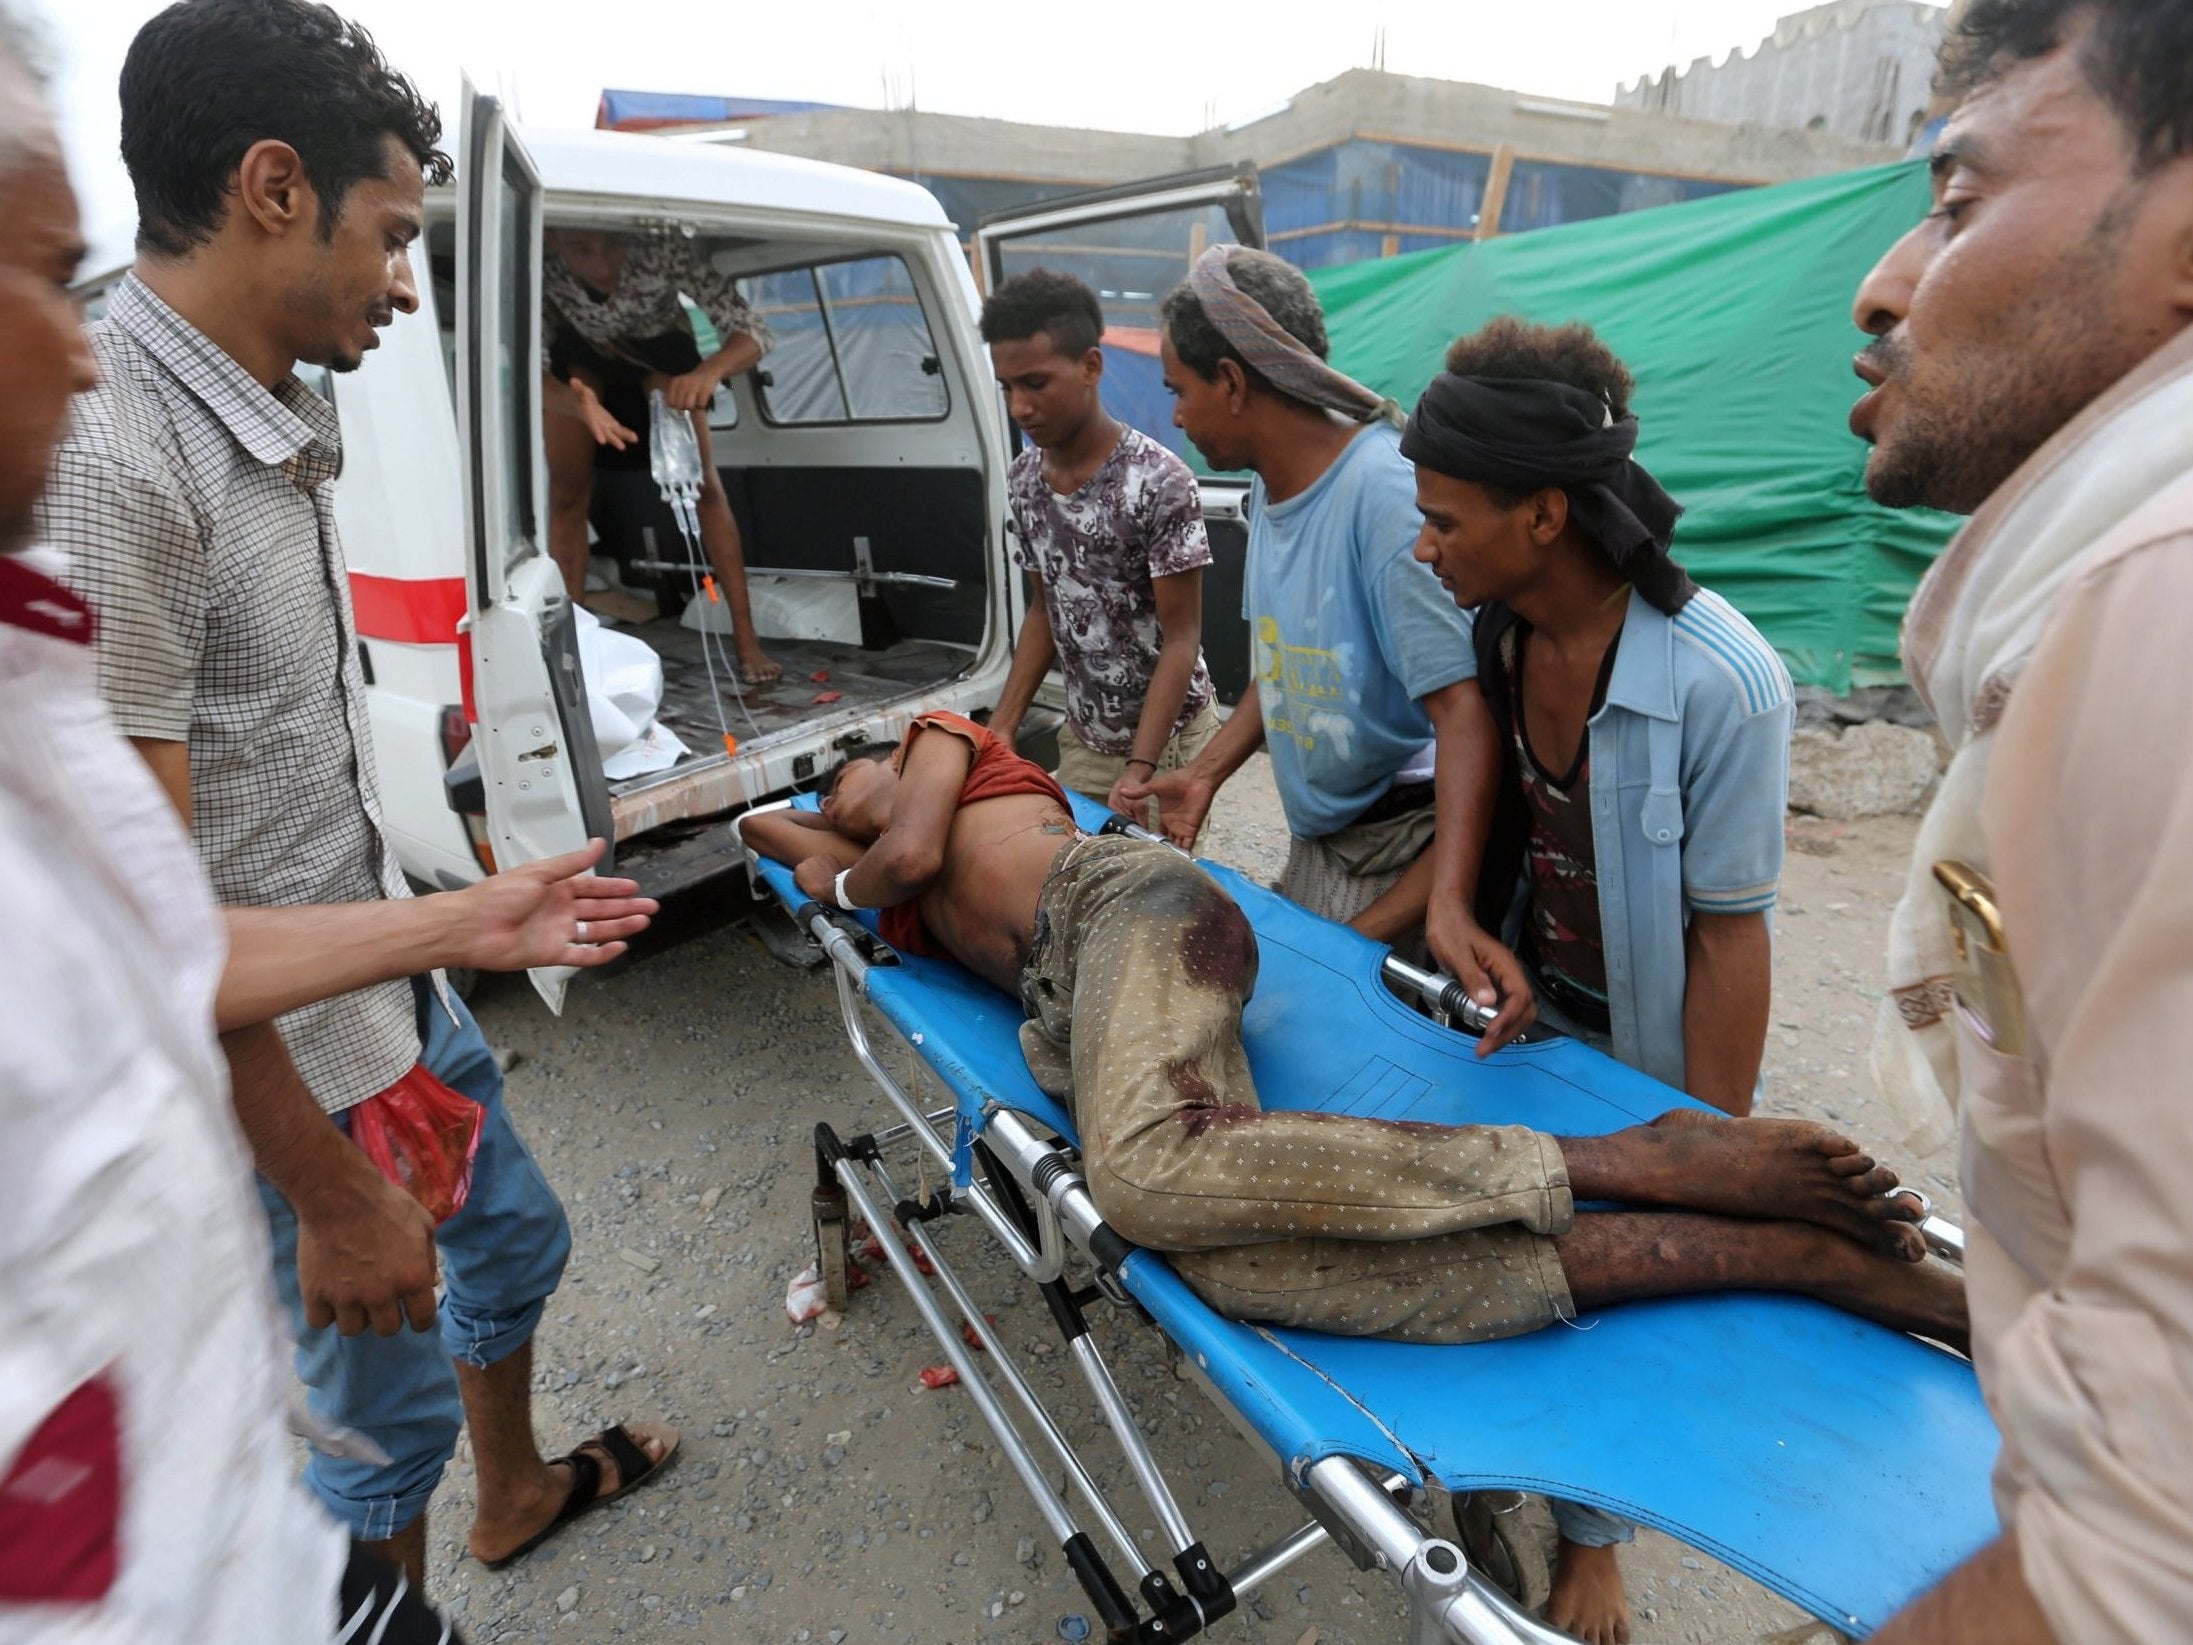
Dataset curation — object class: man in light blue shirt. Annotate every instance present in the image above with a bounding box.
[1121,247,1495,957]
[1406,315,1793,1643]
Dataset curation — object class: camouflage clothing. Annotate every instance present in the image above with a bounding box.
[542,225,772,372]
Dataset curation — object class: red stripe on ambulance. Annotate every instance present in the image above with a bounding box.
[350,572,477,723]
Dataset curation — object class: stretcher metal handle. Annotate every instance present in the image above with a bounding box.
[1382,955,1501,1036]
[794,900,901,968]
[1308,1459,1582,1645]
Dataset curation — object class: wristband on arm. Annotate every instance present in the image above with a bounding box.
[730,797,797,855]
[1123,757,1157,775]
[833,867,860,911]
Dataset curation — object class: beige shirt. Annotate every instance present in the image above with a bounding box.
[1969,468,2193,1640]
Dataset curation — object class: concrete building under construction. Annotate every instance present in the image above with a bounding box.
[1616,0,1948,148]
[598,64,1899,269]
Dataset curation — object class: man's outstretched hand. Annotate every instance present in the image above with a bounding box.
[455,839,657,972]
[1114,766,1216,850]
[570,377,638,450]
[1425,901,1537,1055]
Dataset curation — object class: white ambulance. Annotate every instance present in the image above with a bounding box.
[79,90,1265,986]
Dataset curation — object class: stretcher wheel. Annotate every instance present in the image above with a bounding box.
[1448,1490,1544,1608]
[813,1187,852,1311]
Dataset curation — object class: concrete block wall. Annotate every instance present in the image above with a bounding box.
[1616,0,1946,147]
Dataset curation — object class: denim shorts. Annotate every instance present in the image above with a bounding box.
[256,980,573,1539]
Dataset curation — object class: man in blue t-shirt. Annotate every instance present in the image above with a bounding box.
[1120,247,1502,959]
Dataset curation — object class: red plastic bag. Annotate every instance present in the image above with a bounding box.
[858,1228,935,1276]
[349,1063,484,1225]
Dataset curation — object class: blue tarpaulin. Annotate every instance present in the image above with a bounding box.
[595,90,846,131]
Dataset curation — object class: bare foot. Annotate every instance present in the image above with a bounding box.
[1802,1227,1971,1352]
[468,1421,679,1566]
[1581,1111,1926,1258]
[1560,1209,1968,1349]
[737,639,782,686]
[1546,1538,1631,1645]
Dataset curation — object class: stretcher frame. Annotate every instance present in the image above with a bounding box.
[763,821,1972,1645]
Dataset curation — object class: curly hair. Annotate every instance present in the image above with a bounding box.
[980,268,1103,359]
[121,0,452,257]
[1442,316,1635,422]
[1160,247,1329,401]
[1937,0,2193,169]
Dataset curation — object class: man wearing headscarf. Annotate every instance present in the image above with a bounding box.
[1118,247,1505,966]
[1405,317,1793,1640]
[1847,3,2193,1640]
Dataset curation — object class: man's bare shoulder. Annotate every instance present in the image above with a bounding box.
[948,786,1078,835]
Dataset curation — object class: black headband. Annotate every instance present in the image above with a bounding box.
[1402,374,1696,614]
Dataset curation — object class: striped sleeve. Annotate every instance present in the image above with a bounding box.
[1672,595,1793,916]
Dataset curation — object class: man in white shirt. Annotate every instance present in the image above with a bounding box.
[0,20,393,1638]
[0,15,618,1637]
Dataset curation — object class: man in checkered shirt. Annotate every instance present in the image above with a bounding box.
[43,0,678,1588]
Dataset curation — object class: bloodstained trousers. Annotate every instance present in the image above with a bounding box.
[1016,835,1577,1344]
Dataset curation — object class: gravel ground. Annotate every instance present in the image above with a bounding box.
[425,757,1944,1645]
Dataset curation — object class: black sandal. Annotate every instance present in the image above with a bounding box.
[477,1423,680,1570]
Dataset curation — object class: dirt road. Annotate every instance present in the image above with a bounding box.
[427,761,1943,1645]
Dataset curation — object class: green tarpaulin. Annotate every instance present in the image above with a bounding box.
[1308,160,1960,693]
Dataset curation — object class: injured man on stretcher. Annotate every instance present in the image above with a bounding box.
[743,711,1966,1351]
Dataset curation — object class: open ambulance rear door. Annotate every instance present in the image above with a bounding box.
[454,81,614,1011]
[973,164,1265,703]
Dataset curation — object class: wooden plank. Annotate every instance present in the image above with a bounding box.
[1477,144,1517,239]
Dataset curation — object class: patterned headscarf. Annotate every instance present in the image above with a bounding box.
[1185,245,1403,426]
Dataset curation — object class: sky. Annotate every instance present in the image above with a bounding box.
[43,0,1941,259]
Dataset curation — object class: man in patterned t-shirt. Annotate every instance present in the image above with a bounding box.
[980,270,1218,817]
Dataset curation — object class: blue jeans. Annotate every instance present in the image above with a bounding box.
[257,981,573,1540]
[1551,1498,1636,1548]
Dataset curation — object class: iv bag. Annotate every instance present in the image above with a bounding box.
[648,389,704,496]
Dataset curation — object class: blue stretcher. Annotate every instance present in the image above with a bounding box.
[746,795,1998,1643]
